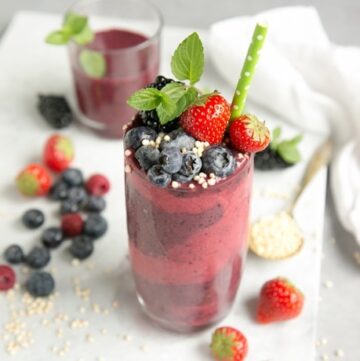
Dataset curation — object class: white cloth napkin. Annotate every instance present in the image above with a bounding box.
[209,6,360,245]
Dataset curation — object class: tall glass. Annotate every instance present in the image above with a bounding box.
[124,147,254,332]
[68,0,163,138]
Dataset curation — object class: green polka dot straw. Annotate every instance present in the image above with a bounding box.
[230,23,268,120]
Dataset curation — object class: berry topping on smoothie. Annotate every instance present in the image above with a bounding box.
[125,26,270,189]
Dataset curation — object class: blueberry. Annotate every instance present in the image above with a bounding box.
[202,145,236,177]
[69,236,94,260]
[26,271,55,297]
[42,227,64,249]
[147,165,171,188]
[135,146,160,170]
[124,126,157,150]
[83,214,108,239]
[172,173,193,183]
[67,187,88,205]
[61,168,84,187]
[22,209,45,229]
[159,147,183,174]
[84,196,106,213]
[60,199,80,214]
[4,245,24,264]
[49,180,69,201]
[26,246,51,269]
[161,129,195,150]
[179,152,202,178]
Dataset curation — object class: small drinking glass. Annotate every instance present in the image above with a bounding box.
[68,0,163,138]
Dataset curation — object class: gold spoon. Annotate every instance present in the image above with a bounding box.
[250,138,333,260]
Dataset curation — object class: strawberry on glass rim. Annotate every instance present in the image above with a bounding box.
[229,114,270,153]
[180,94,230,145]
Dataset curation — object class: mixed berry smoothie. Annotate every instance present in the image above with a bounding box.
[123,26,269,331]
[125,151,253,331]
[69,29,160,138]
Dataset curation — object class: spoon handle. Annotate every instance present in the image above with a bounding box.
[290,138,333,212]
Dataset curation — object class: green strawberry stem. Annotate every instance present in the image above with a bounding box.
[230,23,268,120]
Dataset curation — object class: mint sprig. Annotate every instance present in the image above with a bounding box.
[46,12,94,46]
[127,32,211,124]
[171,32,204,85]
[46,12,107,78]
[271,127,303,164]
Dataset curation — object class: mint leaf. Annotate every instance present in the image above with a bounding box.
[277,135,303,164]
[63,12,88,34]
[289,134,303,145]
[156,94,177,124]
[270,127,282,150]
[161,83,187,102]
[168,86,198,120]
[127,88,163,110]
[79,50,106,78]
[272,127,282,141]
[277,142,301,164]
[46,12,94,46]
[73,25,94,45]
[45,31,70,45]
[171,32,204,85]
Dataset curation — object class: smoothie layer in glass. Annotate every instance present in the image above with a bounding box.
[70,29,159,137]
[125,151,253,331]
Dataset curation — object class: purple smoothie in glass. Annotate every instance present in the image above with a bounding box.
[69,28,160,138]
[124,133,253,331]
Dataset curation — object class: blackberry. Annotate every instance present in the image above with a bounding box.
[38,95,74,129]
[148,75,174,90]
[254,147,292,170]
[26,271,55,298]
[137,110,180,133]
[137,75,181,132]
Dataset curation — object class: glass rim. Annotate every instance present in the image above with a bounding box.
[67,0,164,54]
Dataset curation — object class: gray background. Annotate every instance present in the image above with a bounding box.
[1,0,360,46]
[1,0,360,360]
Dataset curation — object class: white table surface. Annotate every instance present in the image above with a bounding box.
[0,11,349,361]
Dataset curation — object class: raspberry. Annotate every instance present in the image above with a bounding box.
[61,213,84,238]
[85,174,110,196]
[0,265,16,291]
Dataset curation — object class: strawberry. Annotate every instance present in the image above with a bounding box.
[180,94,230,144]
[210,326,248,361]
[229,114,270,153]
[43,134,74,172]
[256,277,304,324]
[16,163,52,196]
